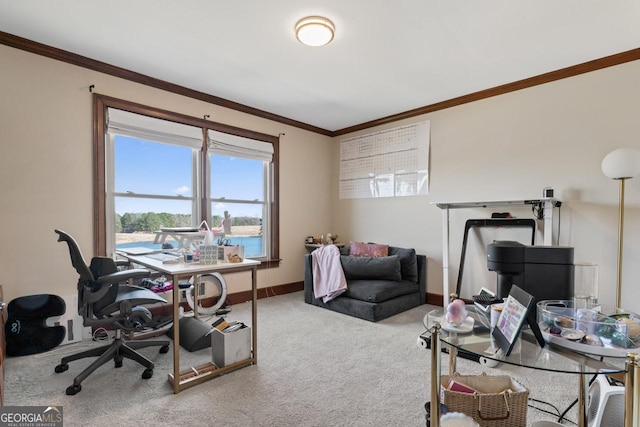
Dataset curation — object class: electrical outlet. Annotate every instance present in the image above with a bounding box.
[180,282,206,303]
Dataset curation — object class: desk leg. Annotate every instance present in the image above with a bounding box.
[542,199,555,245]
[441,208,450,307]
[193,274,199,318]
[430,324,442,427]
[625,353,639,427]
[172,273,181,394]
[251,265,258,364]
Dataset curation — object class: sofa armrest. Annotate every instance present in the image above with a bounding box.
[304,253,314,303]
[416,254,427,304]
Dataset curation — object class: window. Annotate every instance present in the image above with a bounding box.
[93,94,279,264]
[208,129,274,259]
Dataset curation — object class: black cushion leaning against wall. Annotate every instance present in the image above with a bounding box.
[341,244,419,281]
[340,255,402,281]
[5,294,66,356]
[388,246,418,282]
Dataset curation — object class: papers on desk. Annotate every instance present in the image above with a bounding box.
[116,247,159,255]
[145,253,183,264]
[160,227,199,232]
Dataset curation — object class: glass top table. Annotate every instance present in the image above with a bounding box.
[425,306,627,375]
[424,305,638,427]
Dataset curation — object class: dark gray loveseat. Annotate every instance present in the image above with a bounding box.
[303,246,427,322]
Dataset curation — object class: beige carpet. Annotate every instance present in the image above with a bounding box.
[5,292,578,426]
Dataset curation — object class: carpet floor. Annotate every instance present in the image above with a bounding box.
[5,291,579,426]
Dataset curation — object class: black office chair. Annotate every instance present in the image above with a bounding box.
[54,229,170,395]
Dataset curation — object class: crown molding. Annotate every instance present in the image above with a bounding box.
[2,30,638,138]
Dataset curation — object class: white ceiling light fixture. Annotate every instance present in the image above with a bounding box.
[295,16,335,47]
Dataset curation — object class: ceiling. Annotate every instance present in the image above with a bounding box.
[1,1,639,134]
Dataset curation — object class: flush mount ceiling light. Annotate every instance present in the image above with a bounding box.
[295,16,335,47]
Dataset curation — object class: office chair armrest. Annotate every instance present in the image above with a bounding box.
[115,259,131,268]
[96,268,150,284]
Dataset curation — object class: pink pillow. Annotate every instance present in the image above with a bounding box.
[349,241,389,257]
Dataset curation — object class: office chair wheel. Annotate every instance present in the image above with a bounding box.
[160,345,169,354]
[55,363,69,373]
[114,356,123,368]
[66,384,82,395]
[142,368,153,379]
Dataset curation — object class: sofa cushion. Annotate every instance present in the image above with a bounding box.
[344,279,419,303]
[340,255,402,281]
[349,241,389,257]
[388,246,419,283]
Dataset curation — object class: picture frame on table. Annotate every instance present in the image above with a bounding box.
[491,285,544,356]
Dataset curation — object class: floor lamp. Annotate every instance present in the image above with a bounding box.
[601,148,640,308]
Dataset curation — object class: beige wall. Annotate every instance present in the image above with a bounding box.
[0,44,334,302]
[333,59,640,311]
[2,43,640,313]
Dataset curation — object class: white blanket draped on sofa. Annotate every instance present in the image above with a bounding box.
[311,245,347,303]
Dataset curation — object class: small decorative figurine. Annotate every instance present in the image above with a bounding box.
[446,299,468,326]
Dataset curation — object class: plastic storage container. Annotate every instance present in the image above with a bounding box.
[537,300,640,357]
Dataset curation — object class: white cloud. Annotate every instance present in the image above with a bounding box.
[174,186,190,195]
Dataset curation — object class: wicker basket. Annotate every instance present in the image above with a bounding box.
[441,373,529,427]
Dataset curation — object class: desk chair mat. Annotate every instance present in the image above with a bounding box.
[5,294,66,356]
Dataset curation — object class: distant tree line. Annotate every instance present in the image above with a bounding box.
[115,212,259,233]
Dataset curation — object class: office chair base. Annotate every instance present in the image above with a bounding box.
[64,367,153,395]
[66,384,82,396]
[55,336,170,395]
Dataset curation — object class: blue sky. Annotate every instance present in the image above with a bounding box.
[114,136,263,217]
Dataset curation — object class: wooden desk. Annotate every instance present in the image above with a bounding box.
[121,254,260,393]
[433,198,561,306]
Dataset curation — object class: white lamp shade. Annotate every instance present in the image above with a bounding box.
[601,148,640,179]
[295,16,335,47]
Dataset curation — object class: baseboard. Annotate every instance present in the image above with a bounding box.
[426,292,443,306]
[148,284,441,317]
[225,281,304,305]
[148,281,304,317]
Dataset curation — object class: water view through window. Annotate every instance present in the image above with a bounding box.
[113,135,265,258]
[116,236,263,257]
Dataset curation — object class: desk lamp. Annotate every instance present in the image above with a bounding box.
[601,148,640,308]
